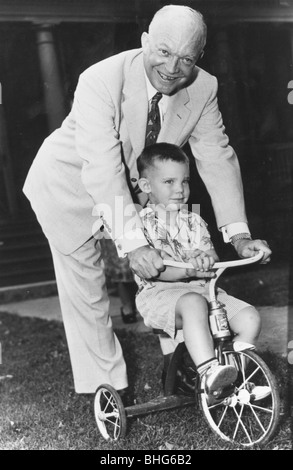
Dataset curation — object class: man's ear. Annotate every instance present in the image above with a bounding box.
[141,32,149,51]
[138,177,151,194]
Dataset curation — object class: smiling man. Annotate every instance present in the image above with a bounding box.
[142,7,206,96]
[23,5,271,397]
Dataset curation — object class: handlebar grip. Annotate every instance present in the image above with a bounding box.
[163,250,264,270]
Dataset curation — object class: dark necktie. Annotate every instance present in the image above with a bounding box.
[132,92,163,196]
[145,92,163,147]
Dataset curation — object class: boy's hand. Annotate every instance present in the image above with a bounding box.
[185,250,217,278]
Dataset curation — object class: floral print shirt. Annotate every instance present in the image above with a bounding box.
[136,205,214,291]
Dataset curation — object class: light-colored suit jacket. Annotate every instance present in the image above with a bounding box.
[23,48,246,255]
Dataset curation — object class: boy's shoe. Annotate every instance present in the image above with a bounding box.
[247,383,271,402]
[233,341,256,352]
[204,364,238,398]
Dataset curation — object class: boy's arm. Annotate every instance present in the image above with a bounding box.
[157,265,194,282]
[156,249,218,282]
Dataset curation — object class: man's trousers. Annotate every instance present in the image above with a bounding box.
[50,237,128,394]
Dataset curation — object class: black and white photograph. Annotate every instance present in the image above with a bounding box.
[0,0,292,451]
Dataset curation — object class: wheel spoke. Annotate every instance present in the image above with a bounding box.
[238,365,261,391]
[208,401,227,410]
[247,402,267,433]
[105,416,121,438]
[102,391,115,411]
[215,404,229,429]
[232,404,244,440]
[105,416,119,426]
[232,405,253,444]
[104,411,119,419]
[231,352,246,382]
[250,403,273,414]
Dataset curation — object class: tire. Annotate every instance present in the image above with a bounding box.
[200,349,280,447]
[94,384,127,441]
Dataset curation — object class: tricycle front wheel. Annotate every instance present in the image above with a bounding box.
[200,349,280,447]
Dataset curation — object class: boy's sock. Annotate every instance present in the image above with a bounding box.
[197,358,218,377]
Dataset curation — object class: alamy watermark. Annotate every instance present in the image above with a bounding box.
[91,198,201,244]
[0,82,2,105]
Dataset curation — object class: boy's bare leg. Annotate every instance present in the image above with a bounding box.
[175,293,214,365]
[229,306,261,345]
[175,293,237,396]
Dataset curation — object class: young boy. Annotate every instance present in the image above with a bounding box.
[135,143,264,400]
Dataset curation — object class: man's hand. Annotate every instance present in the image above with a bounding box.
[127,245,165,279]
[233,239,272,264]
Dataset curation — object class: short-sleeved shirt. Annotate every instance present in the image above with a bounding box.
[135,206,214,291]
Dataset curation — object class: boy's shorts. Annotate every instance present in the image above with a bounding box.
[136,279,252,340]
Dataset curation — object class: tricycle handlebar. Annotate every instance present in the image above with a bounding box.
[163,250,264,270]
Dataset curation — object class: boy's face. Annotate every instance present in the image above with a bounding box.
[140,160,190,210]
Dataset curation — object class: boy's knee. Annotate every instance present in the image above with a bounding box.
[177,292,207,312]
[246,307,261,330]
[232,306,262,337]
[175,293,208,329]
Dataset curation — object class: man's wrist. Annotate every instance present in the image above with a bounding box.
[230,233,252,246]
[115,228,148,257]
[127,244,150,257]
[221,223,250,243]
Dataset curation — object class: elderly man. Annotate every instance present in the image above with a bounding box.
[23,5,271,396]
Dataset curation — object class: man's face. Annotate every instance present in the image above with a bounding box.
[141,21,201,95]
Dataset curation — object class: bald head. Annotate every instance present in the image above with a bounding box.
[141,5,207,95]
[149,5,207,53]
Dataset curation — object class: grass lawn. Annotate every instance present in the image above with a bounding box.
[0,311,291,450]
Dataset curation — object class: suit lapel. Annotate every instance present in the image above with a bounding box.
[122,54,148,156]
[158,88,191,144]
[122,53,193,153]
